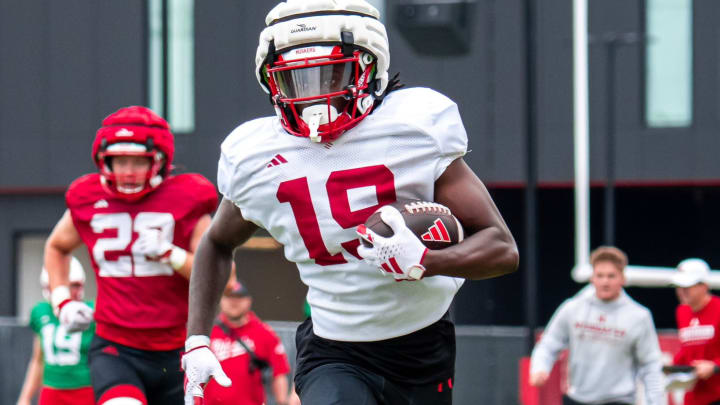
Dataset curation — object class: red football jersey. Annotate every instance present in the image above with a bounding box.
[205,313,291,405]
[674,295,720,405]
[66,173,217,350]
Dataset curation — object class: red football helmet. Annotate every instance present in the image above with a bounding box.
[92,106,174,201]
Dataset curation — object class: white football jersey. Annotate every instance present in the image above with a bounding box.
[218,87,468,341]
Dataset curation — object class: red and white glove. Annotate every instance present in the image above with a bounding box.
[134,229,188,270]
[356,206,429,281]
[182,335,232,405]
[51,286,94,333]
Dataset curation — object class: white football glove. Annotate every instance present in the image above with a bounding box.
[58,301,94,333]
[182,335,232,405]
[51,285,94,333]
[134,229,188,270]
[356,205,429,281]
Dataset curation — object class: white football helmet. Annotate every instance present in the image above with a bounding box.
[256,0,390,142]
[41,257,86,301]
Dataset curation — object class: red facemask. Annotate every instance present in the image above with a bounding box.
[265,45,377,142]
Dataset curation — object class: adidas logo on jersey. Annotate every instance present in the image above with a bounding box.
[421,219,451,243]
[266,154,288,168]
[93,199,109,209]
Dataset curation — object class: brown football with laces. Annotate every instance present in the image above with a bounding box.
[361,200,464,250]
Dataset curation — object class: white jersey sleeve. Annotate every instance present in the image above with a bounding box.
[383,87,468,180]
[217,117,275,213]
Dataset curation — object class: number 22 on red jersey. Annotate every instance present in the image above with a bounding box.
[90,212,174,277]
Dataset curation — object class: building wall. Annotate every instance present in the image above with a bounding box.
[1,0,719,328]
[2,1,719,188]
[0,1,146,188]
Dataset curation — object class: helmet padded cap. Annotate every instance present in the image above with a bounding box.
[102,106,170,129]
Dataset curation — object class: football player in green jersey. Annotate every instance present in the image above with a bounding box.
[17,257,96,405]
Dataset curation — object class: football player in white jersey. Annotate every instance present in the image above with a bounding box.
[182,1,519,405]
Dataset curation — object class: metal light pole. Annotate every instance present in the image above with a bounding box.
[161,0,169,118]
[595,33,642,246]
[523,0,538,354]
[571,0,591,283]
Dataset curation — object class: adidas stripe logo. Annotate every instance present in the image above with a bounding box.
[267,154,288,168]
[421,219,451,243]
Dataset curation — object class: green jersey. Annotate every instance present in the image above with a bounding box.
[29,301,94,389]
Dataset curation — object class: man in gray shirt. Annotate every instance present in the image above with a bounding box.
[530,246,665,405]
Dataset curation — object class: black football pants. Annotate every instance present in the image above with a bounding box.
[296,362,453,405]
[562,395,631,405]
[89,335,183,405]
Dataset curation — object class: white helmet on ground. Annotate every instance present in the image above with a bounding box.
[40,257,86,300]
[256,0,391,143]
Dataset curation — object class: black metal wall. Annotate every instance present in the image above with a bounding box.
[1,0,720,330]
[0,1,146,187]
[2,1,720,185]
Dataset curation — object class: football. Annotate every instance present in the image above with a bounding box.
[361,200,464,250]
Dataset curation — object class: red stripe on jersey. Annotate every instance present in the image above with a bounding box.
[276,154,288,163]
[341,240,362,260]
[381,263,393,274]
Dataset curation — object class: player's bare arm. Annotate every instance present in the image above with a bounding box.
[271,374,290,405]
[44,210,83,290]
[43,209,94,332]
[16,336,43,405]
[187,198,258,337]
[424,158,519,280]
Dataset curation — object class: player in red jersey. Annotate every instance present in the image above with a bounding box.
[672,258,720,405]
[44,106,218,405]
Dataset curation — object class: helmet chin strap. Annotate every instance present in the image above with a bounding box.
[302,104,338,142]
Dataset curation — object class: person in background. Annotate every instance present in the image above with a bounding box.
[17,257,95,405]
[205,280,291,405]
[672,258,720,405]
[529,246,665,405]
[43,106,219,404]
